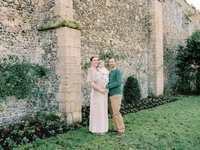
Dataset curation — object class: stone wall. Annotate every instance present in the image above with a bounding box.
[0,0,60,126]
[0,0,200,126]
[162,0,200,94]
[73,0,153,105]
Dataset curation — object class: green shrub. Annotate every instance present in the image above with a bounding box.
[176,30,200,95]
[123,75,141,103]
[0,55,50,100]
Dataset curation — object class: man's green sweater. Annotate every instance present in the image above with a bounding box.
[106,68,122,96]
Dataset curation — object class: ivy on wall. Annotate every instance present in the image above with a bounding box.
[0,55,50,101]
[82,51,127,70]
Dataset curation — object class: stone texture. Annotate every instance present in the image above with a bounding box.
[148,0,164,96]
[55,0,82,124]
[73,0,152,105]
[0,0,60,126]
[162,0,200,94]
[0,0,200,126]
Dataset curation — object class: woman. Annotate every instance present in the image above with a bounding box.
[87,56,108,135]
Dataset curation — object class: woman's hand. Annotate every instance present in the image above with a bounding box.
[100,83,107,89]
[100,89,108,94]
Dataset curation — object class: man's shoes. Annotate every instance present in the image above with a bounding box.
[116,132,124,136]
[108,129,117,133]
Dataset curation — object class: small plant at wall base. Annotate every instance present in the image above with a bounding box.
[0,55,50,101]
[176,30,200,95]
[123,75,141,104]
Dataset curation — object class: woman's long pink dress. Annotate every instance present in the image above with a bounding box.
[87,67,108,133]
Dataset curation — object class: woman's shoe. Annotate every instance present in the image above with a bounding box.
[95,132,105,135]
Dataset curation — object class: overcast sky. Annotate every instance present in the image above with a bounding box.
[186,0,200,10]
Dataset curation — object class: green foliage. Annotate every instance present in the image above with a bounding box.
[0,96,179,149]
[0,55,50,101]
[13,96,200,150]
[98,50,126,61]
[121,96,178,114]
[34,111,61,125]
[123,75,141,103]
[0,104,4,112]
[81,62,91,70]
[176,30,200,94]
[99,50,127,68]
[82,51,127,70]
[38,20,83,31]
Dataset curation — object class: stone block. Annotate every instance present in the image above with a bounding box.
[57,28,81,47]
[56,28,65,36]
[72,36,81,48]
[57,47,71,57]
[57,46,80,57]
[55,0,73,8]
[66,65,81,75]
[148,0,164,96]
[56,66,81,80]
[54,5,73,19]
[56,93,67,102]
[58,82,68,93]
[58,56,77,65]
[58,79,81,93]
[57,34,73,47]
[58,101,66,112]
[65,101,81,113]
[66,113,73,124]
[66,8,73,20]
[75,57,81,66]
[56,67,66,76]
[56,83,82,102]
[69,46,80,57]
[72,111,82,122]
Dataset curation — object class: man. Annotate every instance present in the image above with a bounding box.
[106,57,125,136]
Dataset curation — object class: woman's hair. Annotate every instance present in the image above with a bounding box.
[90,56,98,62]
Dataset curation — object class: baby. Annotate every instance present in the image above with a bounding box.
[97,60,109,84]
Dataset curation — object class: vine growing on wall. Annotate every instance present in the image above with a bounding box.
[0,55,50,101]
[82,51,127,70]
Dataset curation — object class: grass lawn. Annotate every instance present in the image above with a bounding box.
[14,96,200,150]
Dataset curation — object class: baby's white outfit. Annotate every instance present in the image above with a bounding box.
[97,67,109,84]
